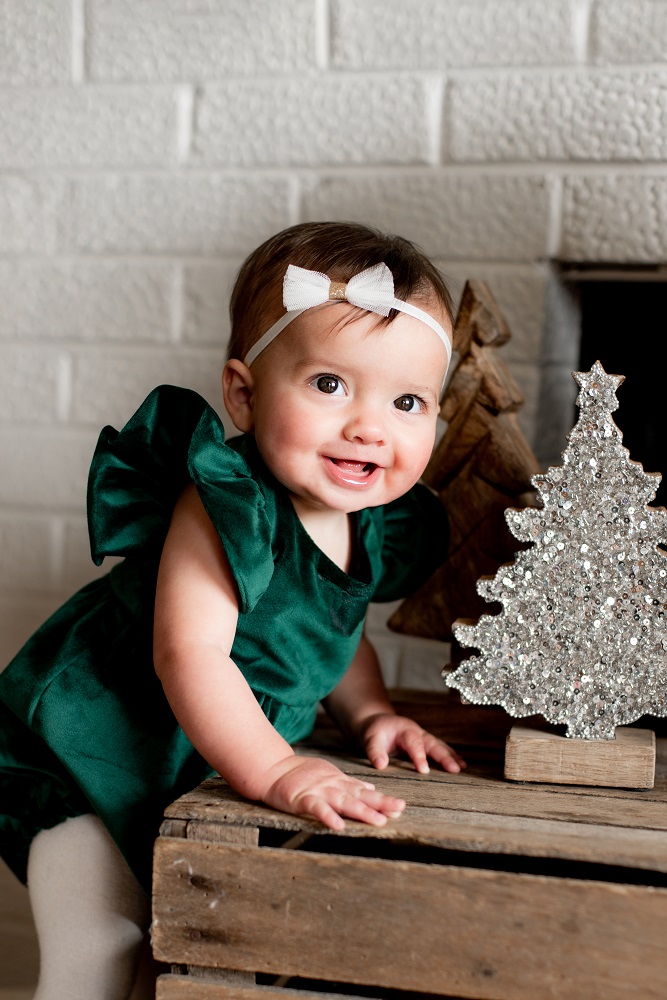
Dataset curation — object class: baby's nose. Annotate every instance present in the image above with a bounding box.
[343,404,386,445]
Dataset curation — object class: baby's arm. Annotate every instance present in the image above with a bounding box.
[323,633,466,775]
[153,485,405,830]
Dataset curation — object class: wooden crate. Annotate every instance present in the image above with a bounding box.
[152,691,667,1000]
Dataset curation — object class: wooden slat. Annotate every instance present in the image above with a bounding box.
[380,806,667,871]
[153,838,667,1000]
[156,975,376,999]
[164,795,667,873]
[164,755,667,836]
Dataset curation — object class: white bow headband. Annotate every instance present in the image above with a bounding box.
[243,262,452,369]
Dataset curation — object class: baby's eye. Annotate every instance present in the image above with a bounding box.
[394,394,423,413]
[312,375,345,395]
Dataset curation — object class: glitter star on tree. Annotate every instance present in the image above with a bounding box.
[447,361,667,739]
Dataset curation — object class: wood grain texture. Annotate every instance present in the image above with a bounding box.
[153,693,667,1000]
[160,779,667,873]
[153,838,667,1000]
[505,725,656,788]
[156,976,374,999]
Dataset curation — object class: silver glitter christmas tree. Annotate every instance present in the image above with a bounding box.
[447,361,667,739]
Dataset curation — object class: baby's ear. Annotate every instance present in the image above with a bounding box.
[222,360,255,433]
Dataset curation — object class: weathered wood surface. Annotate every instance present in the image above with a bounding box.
[160,692,667,871]
[162,773,667,874]
[505,725,656,789]
[161,692,667,873]
[160,819,259,847]
[156,977,377,999]
[389,281,541,641]
[153,837,667,1000]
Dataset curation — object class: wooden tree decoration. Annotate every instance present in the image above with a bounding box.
[389,280,540,642]
[448,362,665,788]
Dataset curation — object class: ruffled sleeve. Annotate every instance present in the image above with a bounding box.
[372,483,449,602]
[87,385,275,614]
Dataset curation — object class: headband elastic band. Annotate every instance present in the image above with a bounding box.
[243,263,452,369]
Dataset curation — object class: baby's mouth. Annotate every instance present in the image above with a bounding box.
[329,458,378,478]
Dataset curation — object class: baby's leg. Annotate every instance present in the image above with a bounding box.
[27,813,151,1000]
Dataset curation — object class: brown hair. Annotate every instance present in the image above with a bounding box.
[227,221,454,362]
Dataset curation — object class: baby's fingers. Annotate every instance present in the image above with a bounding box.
[393,730,465,775]
[425,738,466,773]
[396,729,432,774]
[338,788,406,826]
[299,784,406,831]
[298,793,347,831]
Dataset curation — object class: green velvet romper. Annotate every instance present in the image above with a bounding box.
[0,386,448,890]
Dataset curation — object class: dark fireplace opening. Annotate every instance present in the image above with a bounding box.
[578,279,667,509]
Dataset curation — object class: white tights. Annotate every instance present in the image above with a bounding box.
[27,814,155,1000]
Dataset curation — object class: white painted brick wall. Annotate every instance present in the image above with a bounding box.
[592,0,667,64]
[182,262,238,347]
[0,428,97,510]
[192,76,433,167]
[562,174,667,260]
[0,348,64,423]
[58,175,293,254]
[441,263,548,366]
[0,261,175,343]
[303,172,553,260]
[449,70,667,162]
[0,87,178,168]
[331,0,579,70]
[71,349,231,430]
[0,1,72,84]
[0,176,62,254]
[1,0,666,688]
[87,0,318,81]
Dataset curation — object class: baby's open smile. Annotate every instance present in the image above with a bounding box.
[325,456,382,488]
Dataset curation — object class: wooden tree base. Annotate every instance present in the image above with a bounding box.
[504,725,656,789]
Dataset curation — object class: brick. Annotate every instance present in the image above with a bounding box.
[0,0,71,84]
[449,70,667,162]
[0,176,61,254]
[182,262,237,347]
[71,349,236,432]
[0,261,174,343]
[592,0,667,65]
[0,87,177,168]
[0,516,53,590]
[87,0,316,81]
[441,263,547,365]
[192,76,431,167]
[561,175,667,261]
[0,427,97,509]
[59,174,291,255]
[0,348,63,422]
[303,172,551,261]
[331,0,578,70]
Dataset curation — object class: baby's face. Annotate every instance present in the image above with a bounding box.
[247,301,452,516]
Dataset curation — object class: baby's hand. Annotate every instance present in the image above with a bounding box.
[260,755,406,831]
[360,713,466,775]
